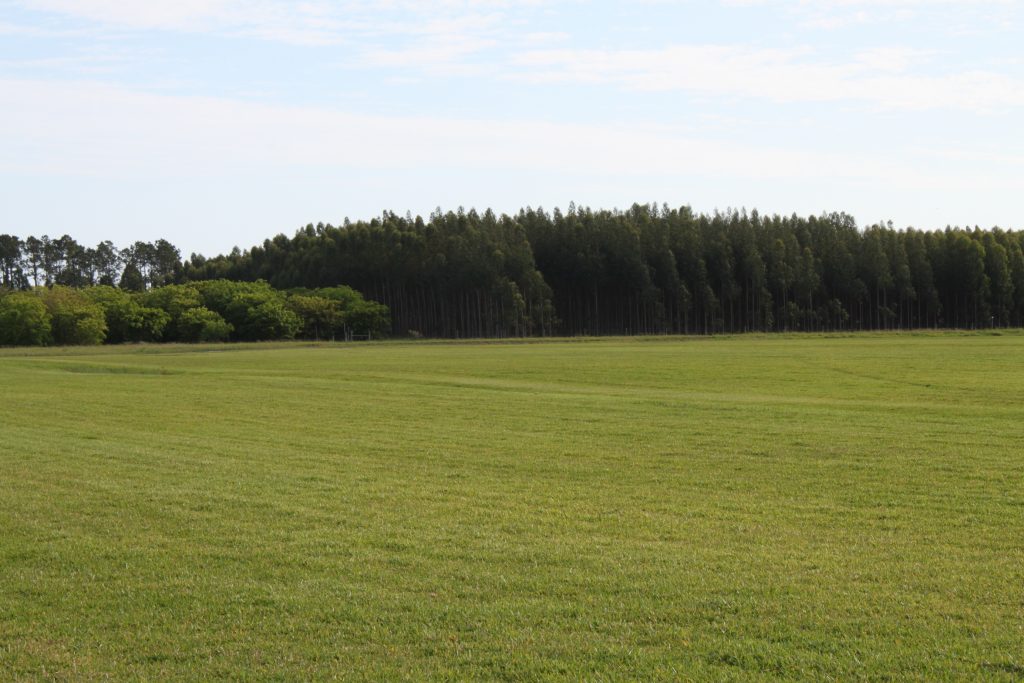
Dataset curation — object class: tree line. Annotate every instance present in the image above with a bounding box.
[0,234,182,291]
[3,203,1024,341]
[179,205,1024,336]
[0,280,389,346]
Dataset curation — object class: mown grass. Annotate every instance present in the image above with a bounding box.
[2,333,1023,681]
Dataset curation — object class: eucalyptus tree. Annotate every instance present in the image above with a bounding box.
[0,235,23,288]
[8,205,1023,340]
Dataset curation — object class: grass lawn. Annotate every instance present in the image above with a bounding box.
[2,333,1023,680]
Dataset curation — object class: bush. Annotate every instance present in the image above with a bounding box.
[140,285,204,341]
[287,295,343,340]
[238,300,301,341]
[140,284,203,319]
[344,300,390,338]
[83,286,169,343]
[177,307,233,342]
[0,280,387,345]
[316,286,391,338]
[0,292,52,346]
[40,286,106,345]
[196,280,301,341]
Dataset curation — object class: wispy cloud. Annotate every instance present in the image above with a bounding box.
[725,0,1019,30]
[11,0,548,45]
[0,18,84,36]
[14,0,361,45]
[3,77,1019,197]
[509,44,1024,112]
[354,12,505,75]
[3,1,1022,247]
[11,0,1021,115]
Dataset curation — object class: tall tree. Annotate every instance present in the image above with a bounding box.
[0,235,23,288]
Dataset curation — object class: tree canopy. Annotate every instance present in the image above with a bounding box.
[0,280,388,346]
[179,205,1024,336]
[3,203,1024,343]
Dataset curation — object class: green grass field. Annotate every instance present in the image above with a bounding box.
[2,334,1024,681]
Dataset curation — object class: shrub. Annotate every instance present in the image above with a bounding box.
[83,286,169,343]
[40,286,106,345]
[140,285,204,341]
[287,295,343,340]
[196,280,300,341]
[177,307,233,342]
[237,300,301,341]
[0,292,52,346]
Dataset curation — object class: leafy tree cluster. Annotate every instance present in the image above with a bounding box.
[0,234,181,290]
[0,287,106,346]
[6,203,1023,339]
[179,205,1024,336]
[0,281,388,346]
[184,209,554,338]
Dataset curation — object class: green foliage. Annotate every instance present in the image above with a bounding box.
[0,291,51,346]
[178,206,1024,336]
[0,279,383,346]
[343,298,390,337]
[82,285,169,343]
[193,279,274,316]
[194,280,301,341]
[287,294,342,340]
[39,286,107,345]
[184,210,549,337]
[314,286,390,338]
[119,262,145,292]
[176,306,233,342]
[5,205,1024,339]
[0,234,25,288]
[140,284,203,319]
[0,233,184,291]
[315,285,364,308]
[138,284,203,342]
[237,299,301,341]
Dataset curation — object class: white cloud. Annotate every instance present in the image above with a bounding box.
[509,44,1024,112]
[11,0,347,44]
[726,0,1019,30]
[725,0,1014,8]
[0,18,87,36]
[354,12,505,74]
[11,0,554,44]
[13,0,1021,115]
[18,0,255,31]
[520,31,570,45]
[853,47,932,73]
[2,78,1018,199]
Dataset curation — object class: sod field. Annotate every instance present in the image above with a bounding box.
[2,333,1023,681]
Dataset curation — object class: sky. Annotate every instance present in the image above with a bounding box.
[1,0,1021,256]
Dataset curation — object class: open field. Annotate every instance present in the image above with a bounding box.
[2,333,1024,680]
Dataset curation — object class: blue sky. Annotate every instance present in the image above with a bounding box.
[1,0,1021,256]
